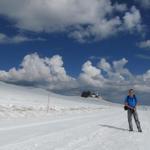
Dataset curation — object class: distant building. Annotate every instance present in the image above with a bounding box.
[81,91,100,98]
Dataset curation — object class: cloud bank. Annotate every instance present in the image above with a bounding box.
[0,53,76,90]
[0,53,150,104]
[0,0,143,42]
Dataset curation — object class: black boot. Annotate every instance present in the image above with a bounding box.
[138,129,142,132]
[129,129,133,132]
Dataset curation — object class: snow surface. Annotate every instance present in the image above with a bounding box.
[0,81,149,150]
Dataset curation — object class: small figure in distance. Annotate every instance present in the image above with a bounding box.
[124,89,142,132]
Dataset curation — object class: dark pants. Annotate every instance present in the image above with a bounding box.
[127,109,142,131]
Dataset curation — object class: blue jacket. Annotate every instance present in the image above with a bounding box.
[124,95,137,108]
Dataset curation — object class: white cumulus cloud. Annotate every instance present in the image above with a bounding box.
[0,53,76,90]
[0,0,143,42]
[123,6,142,32]
[98,58,112,73]
[79,61,105,87]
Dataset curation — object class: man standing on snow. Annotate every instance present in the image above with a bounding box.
[124,89,142,132]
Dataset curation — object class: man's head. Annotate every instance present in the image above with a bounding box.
[128,89,134,96]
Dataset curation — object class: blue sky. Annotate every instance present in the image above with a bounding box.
[0,27,149,77]
[0,0,150,104]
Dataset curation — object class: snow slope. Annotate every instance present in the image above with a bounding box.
[0,81,149,150]
[0,81,111,119]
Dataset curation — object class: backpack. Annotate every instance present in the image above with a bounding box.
[124,95,137,111]
[126,95,137,103]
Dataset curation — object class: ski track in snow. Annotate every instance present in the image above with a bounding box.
[0,108,150,150]
[0,109,117,148]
